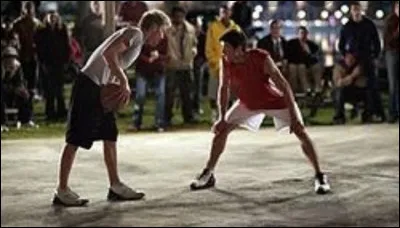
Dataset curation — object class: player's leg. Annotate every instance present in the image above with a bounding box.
[103,140,145,201]
[269,104,330,194]
[292,127,330,194]
[53,143,90,206]
[190,122,237,190]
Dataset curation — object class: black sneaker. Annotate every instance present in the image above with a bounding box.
[107,182,145,202]
[314,173,331,195]
[190,169,216,191]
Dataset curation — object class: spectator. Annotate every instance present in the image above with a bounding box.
[339,1,385,123]
[384,1,399,123]
[36,12,70,121]
[78,1,105,60]
[11,1,42,101]
[131,36,168,132]
[67,25,84,82]
[257,20,288,74]
[165,6,198,126]
[118,1,148,26]
[287,26,323,94]
[206,5,240,122]
[1,18,19,50]
[193,20,207,116]
[332,52,366,124]
[231,1,252,36]
[1,46,37,130]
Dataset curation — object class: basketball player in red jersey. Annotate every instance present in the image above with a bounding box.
[190,30,331,194]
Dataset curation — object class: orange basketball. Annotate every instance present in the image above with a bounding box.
[100,84,130,113]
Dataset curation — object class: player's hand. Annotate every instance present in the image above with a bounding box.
[120,79,131,98]
[212,119,227,135]
[290,118,304,134]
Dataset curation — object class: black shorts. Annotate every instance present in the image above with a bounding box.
[66,73,118,150]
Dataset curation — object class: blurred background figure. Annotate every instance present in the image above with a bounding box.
[11,1,42,105]
[287,26,323,94]
[35,11,70,122]
[384,1,399,123]
[231,1,252,36]
[339,1,385,123]
[165,6,198,126]
[206,4,240,122]
[1,46,37,130]
[118,1,148,26]
[332,51,366,125]
[131,36,168,132]
[1,17,19,50]
[192,19,207,117]
[257,20,288,76]
[77,1,105,61]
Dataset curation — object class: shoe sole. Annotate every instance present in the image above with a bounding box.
[52,196,89,207]
[107,190,145,202]
[190,176,216,191]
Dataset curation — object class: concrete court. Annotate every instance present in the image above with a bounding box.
[1,124,399,227]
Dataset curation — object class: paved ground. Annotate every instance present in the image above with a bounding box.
[1,125,399,227]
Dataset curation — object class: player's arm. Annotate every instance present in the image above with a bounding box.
[264,55,299,123]
[217,60,230,121]
[102,28,136,88]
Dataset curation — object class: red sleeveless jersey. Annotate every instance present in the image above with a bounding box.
[224,49,287,110]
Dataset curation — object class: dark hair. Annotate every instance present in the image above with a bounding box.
[171,6,186,16]
[298,26,309,33]
[350,1,361,7]
[270,20,281,29]
[219,29,247,49]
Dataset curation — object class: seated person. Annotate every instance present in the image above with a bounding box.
[287,26,323,94]
[1,46,37,130]
[332,51,366,124]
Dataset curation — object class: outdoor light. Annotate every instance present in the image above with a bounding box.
[376,10,385,19]
[341,17,349,25]
[321,10,329,19]
[334,10,343,19]
[297,10,307,19]
[341,5,349,14]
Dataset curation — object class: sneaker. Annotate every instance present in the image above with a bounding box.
[107,182,145,202]
[1,125,9,133]
[157,127,165,133]
[211,110,218,123]
[52,187,89,207]
[25,121,39,129]
[314,173,331,195]
[190,169,216,191]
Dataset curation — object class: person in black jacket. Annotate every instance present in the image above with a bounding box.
[257,20,288,73]
[1,46,37,130]
[35,11,70,121]
[287,26,323,94]
[338,1,385,123]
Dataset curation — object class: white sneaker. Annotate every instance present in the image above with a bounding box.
[16,121,22,130]
[190,169,216,191]
[25,121,39,129]
[314,173,331,195]
[1,125,9,133]
[108,182,145,201]
[211,110,218,123]
[52,187,89,207]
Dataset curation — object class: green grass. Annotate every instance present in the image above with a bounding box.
[2,78,380,140]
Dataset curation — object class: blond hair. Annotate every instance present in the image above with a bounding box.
[138,9,171,32]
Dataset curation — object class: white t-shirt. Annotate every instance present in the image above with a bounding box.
[81,26,144,85]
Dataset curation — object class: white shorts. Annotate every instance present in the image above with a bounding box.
[225,100,304,133]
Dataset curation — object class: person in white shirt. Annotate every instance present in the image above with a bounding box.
[53,10,171,207]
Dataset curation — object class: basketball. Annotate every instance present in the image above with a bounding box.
[100,83,130,113]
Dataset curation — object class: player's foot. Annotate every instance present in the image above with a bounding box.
[52,187,89,207]
[314,173,331,195]
[190,169,216,191]
[107,182,145,202]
